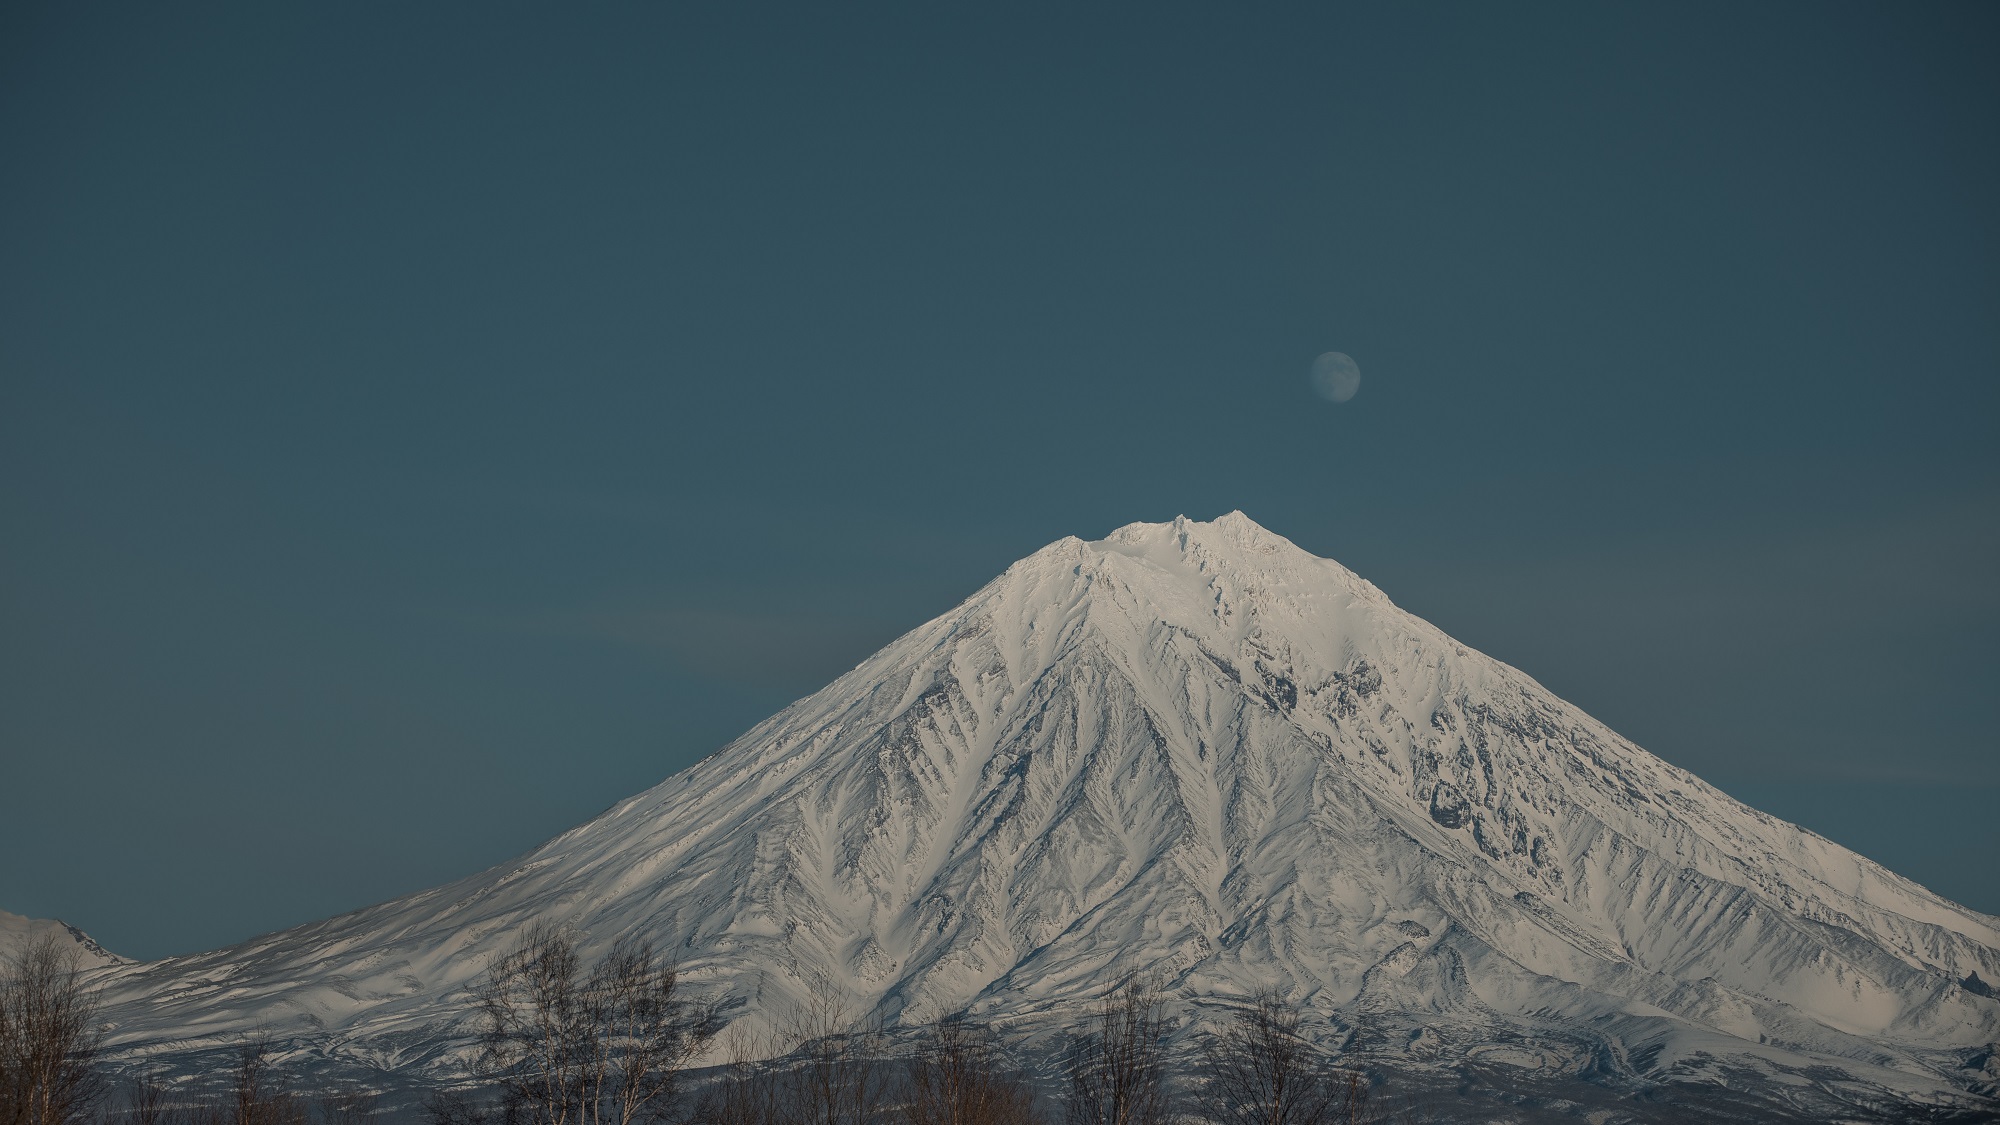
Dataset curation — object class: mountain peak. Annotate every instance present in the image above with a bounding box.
[1099,510,1290,552]
[999,512,1394,662]
[89,514,2000,1121]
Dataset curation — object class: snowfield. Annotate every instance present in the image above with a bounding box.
[59,514,2000,1120]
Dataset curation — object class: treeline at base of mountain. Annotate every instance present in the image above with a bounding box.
[3,929,1434,1125]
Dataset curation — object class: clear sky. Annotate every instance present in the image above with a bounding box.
[3,2,1995,961]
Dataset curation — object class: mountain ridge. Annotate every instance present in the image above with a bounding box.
[0,909,129,968]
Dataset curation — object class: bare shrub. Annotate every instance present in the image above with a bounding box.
[0,934,108,1125]
[122,1045,375,1125]
[1195,992,1369,1125]
[694,1026,782,1125]
[1061,977,1172,1125]
[122,1076,227,1125]
[313,1087,379,1125]
[421,1089,503,1125]
[899,1017,1037,1125]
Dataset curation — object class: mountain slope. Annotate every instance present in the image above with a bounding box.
[0,910,128,968]
[87,514,2000,1118]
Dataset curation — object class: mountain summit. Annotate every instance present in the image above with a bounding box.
[94,514,1999,1118]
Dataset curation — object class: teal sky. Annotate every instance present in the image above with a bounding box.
[2,2,1995,960]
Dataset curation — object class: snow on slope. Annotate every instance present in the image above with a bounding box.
[87,514,2000,1116]
[0,910,128,968]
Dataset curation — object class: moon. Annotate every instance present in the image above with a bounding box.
[1310,352,1362,403]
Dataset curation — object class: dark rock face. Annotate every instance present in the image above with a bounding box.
[1428,783,1470,829]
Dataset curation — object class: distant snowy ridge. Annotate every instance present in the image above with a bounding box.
[0,909,128,968]
[73,514,2000,1118]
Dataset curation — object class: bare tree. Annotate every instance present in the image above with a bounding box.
[123,1078,178,1125]
[0,934,108,1125]
[694,1027,782,1125]
[584,941,712,1125]
[119,1047,366,1125]
[899,1017,1037,1125]
[228,1039,307,1125]
[477,926,714,1125]
[479,927,585,1125]
[1195,993,1368,1125]
[693,973,887,1125]
[1062,978,1172,1125]
[774,973,885,1125]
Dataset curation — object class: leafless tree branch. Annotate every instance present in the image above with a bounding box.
[0,934,107,1125]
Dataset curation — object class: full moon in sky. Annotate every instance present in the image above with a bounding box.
[1310,352,1362,403]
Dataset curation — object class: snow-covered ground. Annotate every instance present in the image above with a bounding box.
[54,514,2000,1119]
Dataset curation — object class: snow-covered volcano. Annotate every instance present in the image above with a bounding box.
[88,514,1999,1119]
